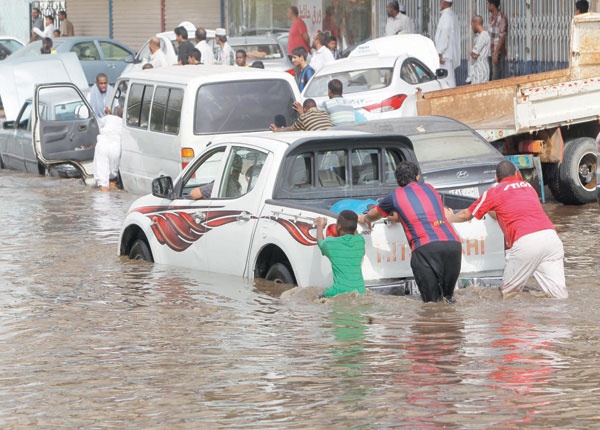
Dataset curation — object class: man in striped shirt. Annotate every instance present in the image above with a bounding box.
[270,99,332,132]
[320,79,356,126]
[359,161,462,302]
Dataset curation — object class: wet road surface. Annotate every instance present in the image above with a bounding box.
[1,170,600,428]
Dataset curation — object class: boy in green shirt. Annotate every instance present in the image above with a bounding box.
[316,210,366,298]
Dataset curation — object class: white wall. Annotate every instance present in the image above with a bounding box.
[0,0,31,42]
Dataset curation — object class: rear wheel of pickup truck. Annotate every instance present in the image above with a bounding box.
[128,239,154,262]
[547,137,597,205]
[265,263,294,285]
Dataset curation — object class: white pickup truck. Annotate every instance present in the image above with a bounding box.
[119,128,505,294]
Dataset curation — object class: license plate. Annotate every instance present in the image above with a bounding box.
[448,187,480,198]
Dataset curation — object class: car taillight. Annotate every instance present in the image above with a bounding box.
[363,94,407,113]
[182,147,195,170]
[286,68,295,76]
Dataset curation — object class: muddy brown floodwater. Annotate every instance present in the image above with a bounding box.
[0,170,600,428]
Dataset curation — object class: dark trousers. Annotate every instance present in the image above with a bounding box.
[410,241,462,303]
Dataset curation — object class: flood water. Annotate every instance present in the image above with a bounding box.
[1,170,599,428]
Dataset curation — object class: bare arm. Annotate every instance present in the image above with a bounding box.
[315,217,327,241]
[447,208,474,223]
[270,124,293,132]
[302,31,310,47]
[357,206,385,228]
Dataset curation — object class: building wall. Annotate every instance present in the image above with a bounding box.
[113,0,161,50]
[67,0,110,38]
[165,0,220,33]
[1,0,35,42]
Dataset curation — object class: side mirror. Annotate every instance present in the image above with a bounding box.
[435,68,448,79]
[124,54,141,64]
[3,120,15,129]
[152,176,173,198]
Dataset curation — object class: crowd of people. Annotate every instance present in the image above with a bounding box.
[29,8,74,44]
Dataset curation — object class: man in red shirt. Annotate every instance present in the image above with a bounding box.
[287,6,311,56]
[448,160,567,299]
[359,161,462,303]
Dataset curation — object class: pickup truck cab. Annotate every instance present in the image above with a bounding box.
[119,130,505,294]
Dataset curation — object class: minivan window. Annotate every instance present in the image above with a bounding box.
[127,83,153,129]
[150,87,183,134]
[194,79,297,134]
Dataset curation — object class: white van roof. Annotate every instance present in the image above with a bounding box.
[121,64,298,86]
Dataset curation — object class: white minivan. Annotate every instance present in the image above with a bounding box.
[112,65,301,195]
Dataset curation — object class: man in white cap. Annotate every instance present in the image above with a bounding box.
[385,1,413,35]
[215,28,234,66]
[434,0,461,88]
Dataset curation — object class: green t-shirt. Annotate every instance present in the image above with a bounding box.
[318,234,366,297]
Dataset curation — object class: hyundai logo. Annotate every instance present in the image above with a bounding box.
[456,170,469,178]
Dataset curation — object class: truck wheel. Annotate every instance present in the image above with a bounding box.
[548,137,597,205]
[265,263,295,285]
[128,239,154,262]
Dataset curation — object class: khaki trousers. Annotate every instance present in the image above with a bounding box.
[502,229,568,298]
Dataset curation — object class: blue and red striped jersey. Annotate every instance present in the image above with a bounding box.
[377,182,461,251]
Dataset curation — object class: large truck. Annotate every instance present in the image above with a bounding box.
[417,13,600,205]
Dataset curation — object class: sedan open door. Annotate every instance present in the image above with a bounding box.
[33,83,99,183]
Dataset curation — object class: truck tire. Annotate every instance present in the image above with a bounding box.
[265,263,295,285]
[128,239,154,262]
[548,137,597,205]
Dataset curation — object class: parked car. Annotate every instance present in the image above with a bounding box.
[303,34,449,119]
[337,117,506,198]
[228,36,294,73]
[0,36,24,60]
[8,37,134,86]
[112,65,301,195]
[123,22,215,73]
[0,82,98,180]
[118,129,505,294]
[303,54,446,120]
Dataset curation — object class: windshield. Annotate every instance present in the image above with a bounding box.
[194,79,297,134]
[304,67,393,97]
[9,39,65,57]
[410,131,500,164]
[1,39,24,53]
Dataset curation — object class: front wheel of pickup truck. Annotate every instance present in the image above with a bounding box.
[265,263,294,285]
[128,239,154,262]
[547,137,597,205]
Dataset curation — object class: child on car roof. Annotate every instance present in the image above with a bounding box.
[316,210,366,298]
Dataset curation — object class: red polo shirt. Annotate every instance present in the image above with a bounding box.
[288,18,310,54]
[469,176,555,249]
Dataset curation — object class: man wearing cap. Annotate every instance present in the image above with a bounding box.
[385,2,413,36]
[215,28,234,66]
[434,0,461,88]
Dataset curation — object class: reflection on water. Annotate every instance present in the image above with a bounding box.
[1,170,600,427]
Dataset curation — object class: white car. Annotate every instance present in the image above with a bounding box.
[119,129,505,295]
[302,34,448,120]
[122,22,215,73]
